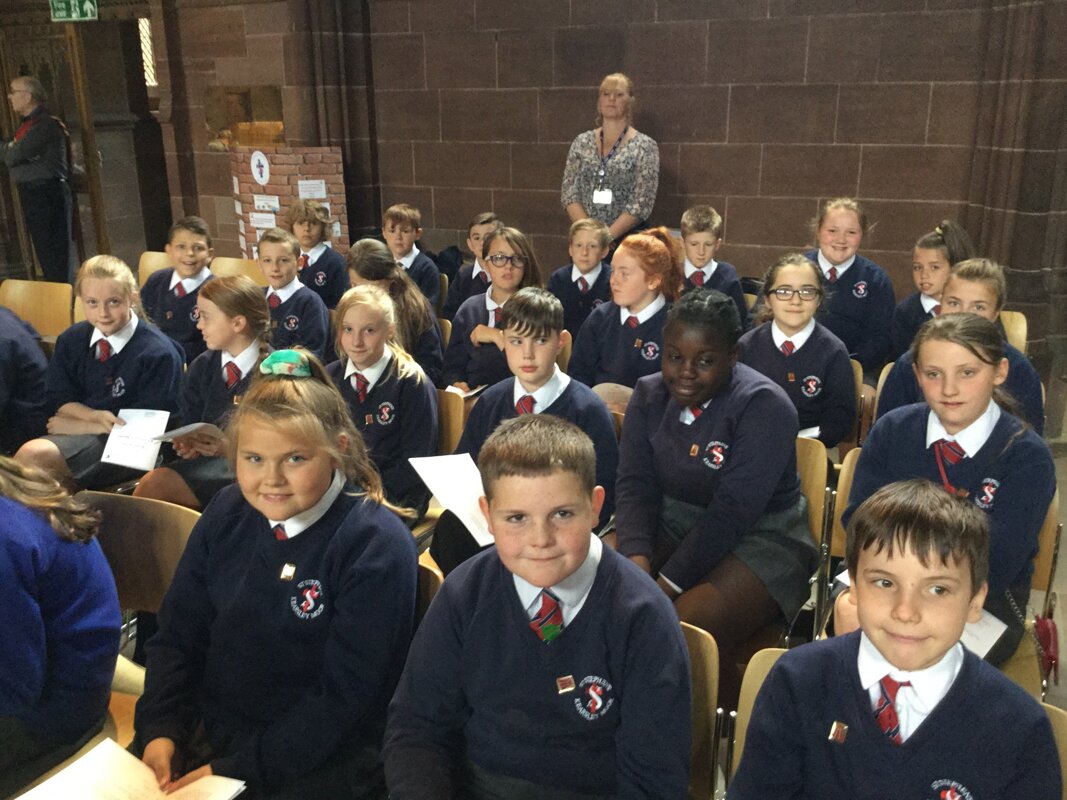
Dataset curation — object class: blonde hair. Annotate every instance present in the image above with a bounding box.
[948,257,1007,312]
[569,218,611,249]
[680,205,723,239]
[258,227,300,258]
[226,350,414,519]
[198,275,271,363]
[0,455,100,543]
[333,285,424,384]
[595,72,635,126]
[75,254,148,323]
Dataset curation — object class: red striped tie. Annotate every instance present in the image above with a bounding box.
[268,293,281,309]
[353,373,369,402]
[515,395,535,415]
[625,315,639,329]
[875,676,910,744]
[780,340,795,357]
[690,406,702,419]
[827,266,838,283]
[690,271,705,287]
[935,439,965,465]
[493,307,503,326]
[174,283,186,298]
[578,276,590,294]
[224,361,241,389]
[530,591,563,643]
[298,254,309,271]
[96,340,111,362]
[272,523,287,541]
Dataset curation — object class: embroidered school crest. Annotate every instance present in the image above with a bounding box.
[975,478,1000,510]
[376,402,396,425]
[190,305,200,322]
[574,675,614,721]
[290,578,326,620]
[641,341,660,361]
[801,375,822,398]
[111,377,126,398]
[314,271,326,287]
[703,441,729,470]
[928,779,974,800]
[284,314,299,331]
[852,281,868,298]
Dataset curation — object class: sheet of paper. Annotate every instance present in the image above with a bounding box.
[252,193,280,212]
[100,409,170,471]
[443,384,487,399]
[410,454,492,547]
[797,426,821,439]
[156,422,224,442]
[298,178,327,199]
[18,738,245,800]
[249,212,276,229]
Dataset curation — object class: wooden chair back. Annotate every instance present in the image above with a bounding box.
[138,251,171,287]
[591,382,634,416]
[731,647,787,778]
[438,317,452,349]
[611,410,625,441]
[743,292,757,310]
[1000,310,1028,354]
[829,446,863,559]
[437,274,448,315]
[1031,491,1061,604]
[682,622,719,800]
[556,329,573,372]
[0,278,73,337]
[872,361,895,422]
[437,388,465,455]
[211,257,267,287]
[417,550,445,625]
[795,436,828,543]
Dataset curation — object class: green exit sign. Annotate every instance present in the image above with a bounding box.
[50,0,98,21]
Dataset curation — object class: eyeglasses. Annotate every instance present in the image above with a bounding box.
[771,286,820,301]
[488,254,528,268]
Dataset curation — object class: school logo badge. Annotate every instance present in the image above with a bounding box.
[852,281,868,298]
[376,402,396,425]
[703,441,729,470]
[314,271,326,287]
[111,377,126,398]
[975,478,1000,510]
[290,578,326,620]
[928,779,974,800]
[573,675,614,721]
[801,375,822,398]
[284,314,299,331]
[190,305,200,322]
[641,341,660,361]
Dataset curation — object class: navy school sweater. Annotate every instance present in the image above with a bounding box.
[383,545,692,800]
[729,632,1061,800]
[615,367,801,590]
[683,261,751,331]
[407,251,441,309]
[179,349,258,429]
[441,262,489,321]
[136,483,418,790]
[846,403,1055,595]
[738,321,857,448]
[0,307,48,452]
[889,291,935,361]
[298,245,347,310]
[568,300,668,388]
[265,285,330,361]
[45,320,183,416]
[441,295,511,389]
[546,262,613,340]
[410,317,444,388]
[141,268,213,365]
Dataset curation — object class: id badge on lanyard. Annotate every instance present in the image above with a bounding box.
[593,126,627,206]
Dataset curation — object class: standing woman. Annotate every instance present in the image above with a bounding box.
[561,73,660,245]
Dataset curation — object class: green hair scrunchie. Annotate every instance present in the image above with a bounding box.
[259,349,312,377]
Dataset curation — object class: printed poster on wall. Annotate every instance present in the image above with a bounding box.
[298,179,327,199]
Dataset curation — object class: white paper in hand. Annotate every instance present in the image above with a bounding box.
[409,454,493,547]
[100,408,170,471]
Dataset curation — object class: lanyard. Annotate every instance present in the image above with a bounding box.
[597,125,629,182]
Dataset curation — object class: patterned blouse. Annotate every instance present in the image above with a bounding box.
[560,129,660,227]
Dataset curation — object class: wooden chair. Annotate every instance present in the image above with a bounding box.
[731,647,786,779]
[1000,310,1028,354]
[556,329,573,373]
[0,278,73,338]
[137,251,171,287]
[1041,703,1067,800]
[417,550,445,625]
[211,256,267,287]
[437,388,465,455]
[743,292,757,310]
[682,622,719,800]
[839,358,865,457]
[811,446,862,636]
[872,361,895,423]
[610,410,624,441]
[437,273,448,316]
[796,436,830,632]
[438,317,452,349]
[591,382,633,416]
[73,298,85,323]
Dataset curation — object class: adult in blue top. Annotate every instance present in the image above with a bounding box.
[0,306,48,454]
[0,456,120,796]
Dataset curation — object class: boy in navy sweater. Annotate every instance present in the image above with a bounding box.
[386,415,691,799]
[141,216,214,364]
[730,479,1060,799]
[384,203,441,309]
[441,212,500,320]
[287,199,347,309]
[0,307,48,454]
[546,217,613,339]
[258,227,330,361]
[680,205,750,330]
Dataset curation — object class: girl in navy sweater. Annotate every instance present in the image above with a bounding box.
[134,275,271,510]
[287,199,348,310]
[326,284,437,519]
[616,289,817,707]
[804,198,895,383]
[568,226,682,388]
[15,255,183,490]
[739,253,856,448]
[443,226,543,392]
[889,219,974,360]
[134,349,418,798]
[348,238,443,387]
[838,314,1055,665]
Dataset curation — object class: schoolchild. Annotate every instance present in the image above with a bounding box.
[133,275,271,510]
[441,212,501,320]
[568,226,681,388]
[889,219,974,360]
[876,258,1045,433]
[382,203,441,309]
[730,480,1061,799]
[348,238,443,387]
[326,284,437,518]
[15,255,183,489]
[133,349,418,799]
[140,216,215,364]
[839,313,1055,665]
[546,217,613,339]
[286,199,347,309]
[804,198,895,383]
[679,204,750,330]
[443,226,543,392]
[615,288,817,707]
[0,306,48,454]
[258,227,330,361]
[431,288,619,574]
[385,415,692,800]
[739,253,856,449]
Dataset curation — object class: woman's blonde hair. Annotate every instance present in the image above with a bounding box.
[334,284,424,384]
[0,455,100,543]
[198,275,271,363]
[75,254,148,322]
[225,350,414,518]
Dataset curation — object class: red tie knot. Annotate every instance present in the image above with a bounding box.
[827,266,838,283]
[690,405,702,419]
[174,283,187,298]
[936,438,965,465]
[690,270,705,287]
[780,340,795,357]
[625,315,639,329]
[224,361,242,389]
[515,394,535,415]
[96,340,112,362]
[272,523,286,541]
[268,293,281,309]
[354,372,369,402]
[530,591,563,643]
[298,254,309,271]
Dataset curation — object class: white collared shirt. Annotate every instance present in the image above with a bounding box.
[925,400,1001,457]
[771,318,816,353]
[267,276,304,305]
[89,311,139,356]
[817,250,856,280]
[301,242,328,266]
[344,348,393,395]
[221,340,260,382]
[397,244,420,270]
[514,534,602,627]
[268,469,345,539]
[920,293,940,314]
[618,293,665,326]
[571,262,604,286]
[857,632,963,743]
[512,365,570,411]
[168,266,212,295]
[485,290,505,328]
[684,258,718,282]
[471,259,489,283]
